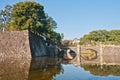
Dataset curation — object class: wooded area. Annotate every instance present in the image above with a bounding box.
[80,30,120,45]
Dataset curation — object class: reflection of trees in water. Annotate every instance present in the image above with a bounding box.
[81,65,120,76]
[28,57,63,80]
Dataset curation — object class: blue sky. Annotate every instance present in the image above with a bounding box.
[0,0,120,40]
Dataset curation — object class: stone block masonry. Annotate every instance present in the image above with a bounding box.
[0,30,31,62]
[69,45,120,65]
[29,31,47,57]
[0,30,31,80]
[0,30,59,59]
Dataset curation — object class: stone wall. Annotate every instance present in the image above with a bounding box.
[0,30,31,80]
[0,30,60,58]
[29,32,47,57]
[46,46,59,57]
[29,31,60,57]
[102,46,120,65]
[69,45,120,65]
[0,30,31,62]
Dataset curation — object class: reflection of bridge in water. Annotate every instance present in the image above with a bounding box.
[68,45,120,65]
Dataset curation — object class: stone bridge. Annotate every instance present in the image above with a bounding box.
[69,45,120,65]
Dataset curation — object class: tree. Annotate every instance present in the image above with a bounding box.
[11,1,46,32]
[41,15,57,37]
[62,40,72,47]
[50,31,63,44]
[9,1,63,44]
[0,5,12,32]
[80,30,120,45]
[10,2,59,35]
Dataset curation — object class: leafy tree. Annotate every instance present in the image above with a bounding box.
[0,1,63,44]
[10,1,46,32]
[42,15,57,37]
[50,31,63,44]
[8,1,63,44]
[0,5,12,32]
[80,30,120,45]
[62,40,72,47]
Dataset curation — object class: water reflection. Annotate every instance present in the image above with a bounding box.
[0,58,31,80]
[81,65,120,76]
[55,64,120,80]
[0,56,62,80]
[28,57,63,80]
[1,56,120,80]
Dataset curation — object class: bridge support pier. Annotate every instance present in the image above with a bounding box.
[100,42,103,68]
[76,44,80,65]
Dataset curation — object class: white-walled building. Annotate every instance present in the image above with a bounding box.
[72,38,80,45]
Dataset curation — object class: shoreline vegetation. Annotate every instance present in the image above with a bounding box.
[79,30,120,46]
[62,30,120,47]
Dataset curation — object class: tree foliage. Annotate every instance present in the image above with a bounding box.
[80,30,120,45]
[0,1,63,45]
[11,1,46,32]
[62,40,72,47]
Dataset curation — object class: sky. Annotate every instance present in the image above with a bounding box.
[0,0,120,40]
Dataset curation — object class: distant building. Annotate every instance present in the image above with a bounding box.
[72,38,80,45]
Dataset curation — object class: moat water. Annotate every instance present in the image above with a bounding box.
[1,57,120,80]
